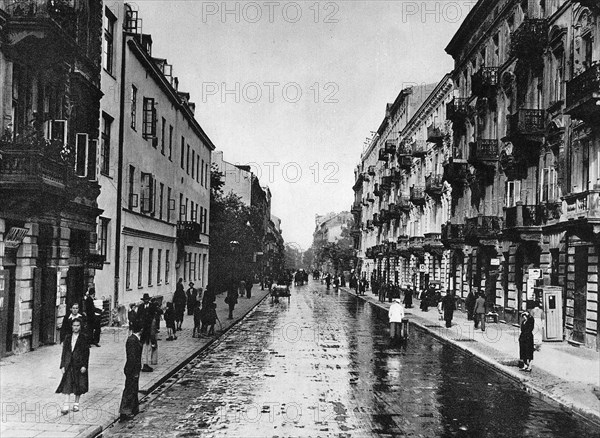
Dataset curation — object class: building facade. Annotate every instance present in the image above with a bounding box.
[95,2,214,309]
[0,0,103,356]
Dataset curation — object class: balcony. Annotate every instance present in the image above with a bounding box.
[469,139,499,164]
[177,221,202,244]
[424,232,443,254]
[392,169,403,184]
[368,165,376,176]
[366,247,374,258]
[566,64,600,122]
[366,220,374,230]
[411,140,429,157]
[398,195,411,211]
[378,148,389,161]
[409,236,425,255]
[399,155,413,170]
[425,174,444,196]
[379,209,389,224]
[372,213,380,227]
[397,236,410,256]
[505,204,544,229]
[410,186,426,205]
[381,176,392,189]
[471,67,499,98]
[464,215,503,243]
[397,141,412,156]
[441,223,465,246]
[443,158,469,185]
[564,190,600,223]
[388,204,401,219]
[384,140,396,154]
[510,19,548,61]
[366,193,375,203]
[373,183,381,197]
[506,109,545,139]
[446,97,469,123]
[427,123,444,144]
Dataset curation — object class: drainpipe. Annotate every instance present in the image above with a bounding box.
[114,30,128,306]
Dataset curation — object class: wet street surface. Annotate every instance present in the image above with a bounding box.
[106,282,600,437]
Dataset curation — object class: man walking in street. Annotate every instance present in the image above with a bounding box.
[186,282,197,316]
[84,288,101,347]
[474,292,487,332]
[441,291,456,328]
[119,324,143,421]
[173,278,187,331]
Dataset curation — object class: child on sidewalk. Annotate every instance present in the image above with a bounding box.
[164,302,177,341]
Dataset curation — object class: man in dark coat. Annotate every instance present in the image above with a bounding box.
[173,278,187,330]
[186,282,197,316]
[136,293,155,372]
[226,280,238,319]
[465,290,476,321]
[84,288,101,347]
[441,291,456,328]
[119,324,143,421]
[245,277,253,298]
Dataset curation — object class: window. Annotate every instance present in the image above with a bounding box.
[196,156,200,183]
[553,48,565,103]
[103,8,116,74]
[165,249,170,284]
[201,207,207,234]
[161,117,166,154]
[506,180,521,207]
[541,168,558,202]
[190,201,195,222]
[167,187,172,222]
[126,246,133,290]
[193,253,197,280]
[141,172,154,213]
[185,197,189,221]
[188,253,192,282]
[157,249,162,285]
[168,125,173,161]
[128,165,136,209]
[142,97,157,139]
[201,159,204,187]
[179,193,185,221]
[186,144,190,175]
[131,85,137,130]
[205,163,209,187]
[138,248,144,288]
[192,150,195,179]
[180,136,185,169]
[148,248,153,286]
[159,182,164,220]
[101,113,112,176]
[98,217,110,259]
[183,251,187,281]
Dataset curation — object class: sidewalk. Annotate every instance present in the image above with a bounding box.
[0,288,270,438]
[342,287,600,426]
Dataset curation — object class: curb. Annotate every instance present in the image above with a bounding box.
[342,287,600,428]
[87,291,271,438]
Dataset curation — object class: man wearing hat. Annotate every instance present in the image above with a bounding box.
[136,293,155,372]
[186,282,197,316]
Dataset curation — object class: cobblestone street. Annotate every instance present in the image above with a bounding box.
[105,281,600,438]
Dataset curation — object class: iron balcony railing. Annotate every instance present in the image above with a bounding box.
[397,141,412,156]
[566,63,600,121]
[425,174,444,195]
[464,215,503,241]
[384,140,396,154]
[505,204,544,229]
[469,139,499,162]
[446,97,469,122]
[443,158,469,185]
[177,221,202,244]
[412,140,429,157]
[510,18,548,60]
[471,67,499,97]
[410,186,426,205]
[507,109,545,138]
[427,123,443,143]
[398,195,411,211]
[6,0,79,40]
[441,223,465,244]
[368,165,376,175]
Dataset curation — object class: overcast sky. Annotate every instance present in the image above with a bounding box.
[132,0,474,250]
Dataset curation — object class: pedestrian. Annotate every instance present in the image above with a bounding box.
[388,299,405,340]
[200,284,215,334]
[164,302,177,341]
[419,288,429,311]
[245,277,253,298]
[474,293,486,331]
[192,301,202,338]
[119,323,143,421]
[359,278,367,296]
[137,293,155,372]
[225,280,238,319]
[186,282,197,316]
[60,302,85,343]
[333,275,340,289]
[173,278,186,331]
[465,290,476,321]
[150,298,161,366]
[56,318,89,415]
[378,282,386,302]
[519,311,535,372]
[127,303,137,336]
[530,301,544,351]
[325,273,331,289]
[441,291,456,328]
[84,288,101,347]
[204,302,218,335]
[238,279,246,298]
[403,286,413,308]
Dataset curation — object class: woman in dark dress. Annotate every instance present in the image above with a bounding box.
[56,318,89,414]
[519,312,535,372]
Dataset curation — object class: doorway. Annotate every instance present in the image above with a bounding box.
[573,246,587,344]
[0,267,16,357]
[66,267,85,309]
